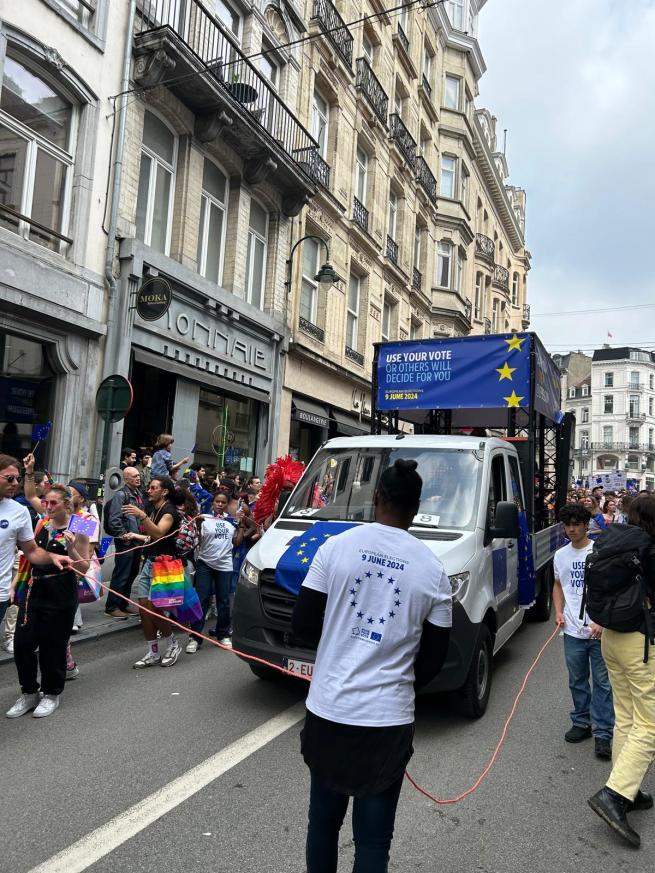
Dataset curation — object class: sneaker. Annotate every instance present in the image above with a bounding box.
[66,665,80,680]
[133,651,161,669]
[33,695,60,718]
[595,737,612,760]
[219,637,233,649]
[565,724,592,743]
[3,638,14,654]
[185,638,199,654]
[161,641,181,667]
[6,692,41,718]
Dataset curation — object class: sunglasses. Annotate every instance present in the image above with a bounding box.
[44,499,62,507]
[0,474,21,483]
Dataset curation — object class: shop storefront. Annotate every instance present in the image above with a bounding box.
[289,395,329,463]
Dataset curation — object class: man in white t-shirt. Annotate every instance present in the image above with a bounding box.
[0,454,73,630]
[553,503,614,760]
[292,458,452,873]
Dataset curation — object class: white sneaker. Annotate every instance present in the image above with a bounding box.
[219,637,233,649]
[185,638,199,654]
[6,692,41,718]
[161,641,182,667]
[3,638,14,654]
[66,665,80,680]
[33,695,59,718]
[133,651,161,669]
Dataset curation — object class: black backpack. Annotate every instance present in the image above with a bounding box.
[580,524,654,661]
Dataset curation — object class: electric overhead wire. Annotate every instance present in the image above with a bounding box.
[531,303,655,318]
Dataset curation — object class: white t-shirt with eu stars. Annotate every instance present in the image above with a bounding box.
[302,522,452,727]
[0,498,33,602]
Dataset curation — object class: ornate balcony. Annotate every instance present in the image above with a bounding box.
[294,147,330,188]
[412,267,422,291]
[352,196,369,232]
[493,264,510,290]
[135,0,317,216]
[626,412,647,422]
[475,233,495,263]
[389,113,416,170]
[483,317,491,335]
[628,382,644,391]
[592,442,655,453]
[386,234,399,265]
[355,57,388,126]
[396,22,409,54]
[299,317,325,342]
[345,345,365,366]
[312,0,353,69]
[415,155,437,204]
[522,303,531,325]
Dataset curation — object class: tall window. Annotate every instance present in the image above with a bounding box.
[511,272,519,306]
[580,431,589,450]
[454,250,463,293]
[215,0,241,38]
[244,200,268,309]
[388,189,398,241]
[650,428,654,449]
[258,50,279,134]
[604,372,614,387]
[602,425,613,446]
[491,299,499,333]
[355,147,368,204]
[650,397,654,416]
[300,237,320,324]
[629,426,640,449]
[604,395,613,414]
[346,274,360,350]
[460,165,469,208]
[414,224,421,270]
[629,370,640,389]
[440,155,456,198]
[197,159,227,284]
[629,394,640,417]
[381,300,392,341]
[582,407,589,423]
[444,75,460,110]
[362,33,374,65]
[447,0,465,29]
[312,89,329,159]
[437,240,451,288]
[474,271,483,319]
[136,111,176,253]
[0,54,75,251]
[410,320,421,340]
[650,374,654,390]
[422,45,433,88]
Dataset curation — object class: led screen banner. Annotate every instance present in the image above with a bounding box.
[376,334,533,412]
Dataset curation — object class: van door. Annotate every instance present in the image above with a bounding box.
[485,453,518,640]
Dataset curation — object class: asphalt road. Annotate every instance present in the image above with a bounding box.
[1,619,653,873]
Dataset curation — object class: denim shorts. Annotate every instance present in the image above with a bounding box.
[134,558,153,600]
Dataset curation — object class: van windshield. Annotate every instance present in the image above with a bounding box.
[283,447,482,530]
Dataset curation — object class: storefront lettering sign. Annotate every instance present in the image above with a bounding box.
[162,306,269,371]
[136,277,172,321]
[297,410,329,427]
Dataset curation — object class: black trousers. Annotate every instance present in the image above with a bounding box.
[14,604,76,696]
[106,548,141,612]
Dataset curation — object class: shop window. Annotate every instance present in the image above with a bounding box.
[197,158,228,284]
[300,236,320,325]
[135,111,176,254]
[0,331,55,469]
[195,389,258,476]
[0,54,75,252]
[245,199,268,309]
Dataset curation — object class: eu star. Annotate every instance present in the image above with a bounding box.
[505,334,526,352]
[377,571,384,579]
[496,362,516,382]
[503,390,524,408]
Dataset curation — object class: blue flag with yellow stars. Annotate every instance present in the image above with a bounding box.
[275,522,360,595]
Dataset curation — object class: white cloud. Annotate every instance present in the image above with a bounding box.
[477,0,655,352]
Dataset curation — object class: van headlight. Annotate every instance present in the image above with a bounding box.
[240,560,260,589]
[449,571,470,601]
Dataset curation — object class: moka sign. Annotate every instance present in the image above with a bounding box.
[136,277,172,321]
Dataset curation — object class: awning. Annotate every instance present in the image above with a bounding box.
[330,407,369,437]
[132,348,270,403]
[292,396,329,428]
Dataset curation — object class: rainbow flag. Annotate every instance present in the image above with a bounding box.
[14,518,48,604]
[150,555,185,608]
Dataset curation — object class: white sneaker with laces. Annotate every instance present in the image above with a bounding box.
[219,637,233,649]
[3,638,14,654]
[161,641,182,667]
[185,638,199,654]
[133,651,161,669]
[33,695,59,718]
[6,692,41,718]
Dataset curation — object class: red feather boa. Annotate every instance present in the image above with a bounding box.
[253,455,305,524]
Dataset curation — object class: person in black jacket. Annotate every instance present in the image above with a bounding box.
[104,467,145,618]
[292,459,452,873]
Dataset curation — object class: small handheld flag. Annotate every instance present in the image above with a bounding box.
[31,421,52,453]
[68,514,99,537]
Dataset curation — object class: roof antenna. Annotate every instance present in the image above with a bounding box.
[503,129,508,157]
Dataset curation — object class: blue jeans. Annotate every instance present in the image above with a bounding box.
[192,560,231,641]
[563,633,614,740]
[306,770,403,873]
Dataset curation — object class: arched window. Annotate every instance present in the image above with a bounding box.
[197,158,228,284]
[135,110,176,254]
[245,199,268,309]
[0,53,75,251]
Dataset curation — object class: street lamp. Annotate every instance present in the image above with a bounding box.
[285,234,340,295]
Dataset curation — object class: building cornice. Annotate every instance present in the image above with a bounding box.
[426,4,487,81]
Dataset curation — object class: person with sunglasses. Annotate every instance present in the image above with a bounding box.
[5,477,90,719]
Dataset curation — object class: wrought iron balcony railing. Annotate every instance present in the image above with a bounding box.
[345,345,365,366]
[137,0,316,174]
[415,155,437,203]
[493,264,509,290]
[483,318,492,335]
[628,382,644,391]
[396,22,409,54]
[475,232,494,262]
[421,73,432,98]
[293,147,330,188]
[389,113,416,170]
[522,303,531,323]
[591,442,655,453]
[352,196,369,232]
[355,57,388,125]
[412,267,422,291]
[299,316,325,342]
[312,0,353,68]
[626,412,647,421]
[386,234,399,264]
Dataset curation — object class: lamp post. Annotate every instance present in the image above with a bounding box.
[285,234,340,295]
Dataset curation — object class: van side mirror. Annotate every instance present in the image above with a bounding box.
[488,501,519,539]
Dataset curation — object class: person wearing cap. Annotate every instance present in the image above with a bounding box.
[188,469,213,514]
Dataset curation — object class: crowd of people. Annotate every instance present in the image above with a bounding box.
[0,435,268,719]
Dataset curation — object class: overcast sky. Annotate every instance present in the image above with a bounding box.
[477,0,655,355]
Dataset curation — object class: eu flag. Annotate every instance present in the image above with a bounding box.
[275,521,360,595]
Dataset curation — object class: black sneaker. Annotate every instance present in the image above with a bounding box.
[595,737,612,760]
[627,790,654,812]
[588,787,640,848]
[565,724,592,743]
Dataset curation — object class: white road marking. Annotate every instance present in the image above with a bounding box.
[27,702,306,873]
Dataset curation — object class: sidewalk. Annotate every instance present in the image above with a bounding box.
[0,598,140,667]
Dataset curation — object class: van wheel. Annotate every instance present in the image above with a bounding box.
[527,564,554,623]
[461,625,493,719]
[248,662,280,682]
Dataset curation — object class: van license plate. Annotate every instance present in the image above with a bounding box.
[283,658,314,678]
